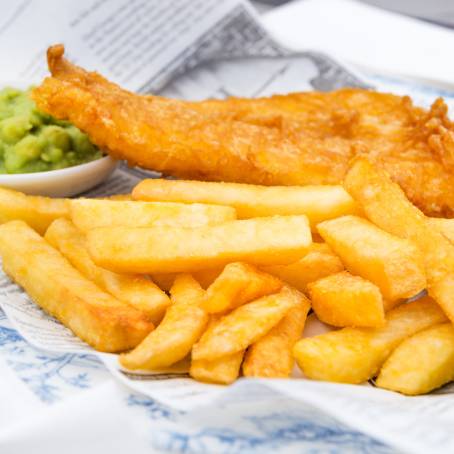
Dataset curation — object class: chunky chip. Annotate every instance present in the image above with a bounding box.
[70,198,236,232]
[0,186,68,234]
[158,258,320,295]
[318,215,426,301]
[120,274,208,370]
[308,271,385,327]
[262,243,344,293]
[242,289,310,378]
[428,217,454,244]
[192,286,300,361]
[133,178,357,228]
[87,215,312,274]
[344,158,454,283]
[200,262,283,314]
[190,316,244,384]
[190,351,245,385]
[293,296,447,384]
[0,221,153,352]
[429,274,454,322]
[376,323,454,395]
[168,273,206,305]
[45,218,170,322]
[344,158,454,319]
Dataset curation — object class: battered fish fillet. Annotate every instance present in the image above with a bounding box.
[33,45,454,217]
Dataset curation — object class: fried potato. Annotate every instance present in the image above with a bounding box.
[192,286,300,361]
[133,179,357,228]
[0,186,68,234]
[0,221,153,352]
[168,273,206,305]
[120,274,208,370]
[344,158,454,320]
[344,158,454,285]
[317,215,426,301]
[293,296,447,384]
[70,198,236,232]
[243,289,310,378]
[190,317,244,384]
[376,323,454,395]
[87,215,312,274]
[45,218,169,323]
[200,262,283,314]
[262,243,343,293]
[429,274,454,322]
[190,351,245,385]
[308,271,385,328]
[428,217,454,244]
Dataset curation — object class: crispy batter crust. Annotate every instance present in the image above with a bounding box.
[33,45,454,216]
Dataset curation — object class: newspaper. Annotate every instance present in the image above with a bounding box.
[1,1,454,452]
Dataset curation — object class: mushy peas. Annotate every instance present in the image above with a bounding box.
[0,87,102,173]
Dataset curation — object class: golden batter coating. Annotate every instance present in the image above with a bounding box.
[33,45,454,217]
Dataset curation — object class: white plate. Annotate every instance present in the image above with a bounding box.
[0,80,117,197]
[0,156,117,197]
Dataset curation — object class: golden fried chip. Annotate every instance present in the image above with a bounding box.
[242,289,310,378]
[0,186,68,234]
[0,221,153,352]
[133,179,357,228]
[190,316,244,384]
[45,218,169,322]
[87,215,312,274]
[344,158,454,284]
[376,323,454,395]
[169,273,206,305]
[200,262,283,314]
[429,274,454,322]
[308,271,385,328]
[70,198,236,232]
[262,243,343,293]
[318,215,426,301]
[190,351,244,385]
[293,296,447,384]
[192,286,300,361]
[120,274,208,370]
[428,217,454,244]
[344,158,454,320]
